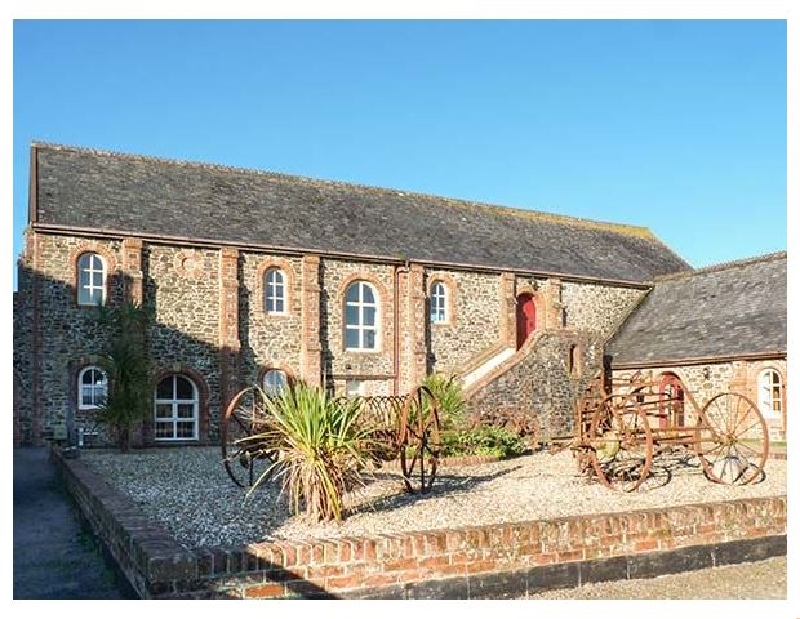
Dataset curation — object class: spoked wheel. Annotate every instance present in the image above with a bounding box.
[695,393,769,485]
[399,387,442,494]
[221,386,277,488]
[590,395,654,492]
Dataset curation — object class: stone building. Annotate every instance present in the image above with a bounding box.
[605,251,787,441]
[12,142,784,447]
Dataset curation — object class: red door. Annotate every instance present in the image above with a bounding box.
[659,373,685,428]
[516,294,536,350]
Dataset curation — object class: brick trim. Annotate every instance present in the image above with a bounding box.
[514,286,547,334]
[68,241,119,308]
[254,257,297,318]
[257,364,297,390]
[748,362,787,434]
[426,271,458,327]
[52,450,786,601]
[146,367,211,445]
[337,273,391,354]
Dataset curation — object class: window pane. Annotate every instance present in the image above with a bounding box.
[177,422,195,438]
[175,376,194,400]
[345,328,360,349]
[177,403,195,419]
[82,386,95,406]
[364,329,376,349]
[90,254,103,271]
[155,422,174,438]
[155,404,173,420]
[78,287,93,305]
[363,307,376,326]
[345,284,360,303]
[432,282,444,297]
[345,305,360,327]
[361,284,375,305]
[274,299,284,313]
[274,284,284,298]
[78,254,91,271]
[79,268,90,288]
[87,288,101,305]
[346,380,364,397]
[92,271,103,287]
[265,293,274,313]
[268,269,283,286]
[156,377,174,399]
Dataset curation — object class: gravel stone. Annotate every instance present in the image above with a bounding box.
[80,448,787,550]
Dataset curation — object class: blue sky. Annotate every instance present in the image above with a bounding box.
[12,19,787,283]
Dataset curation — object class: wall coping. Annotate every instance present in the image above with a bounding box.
[51,445,787,600]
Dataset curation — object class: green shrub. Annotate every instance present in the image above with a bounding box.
[435,424,527,459]
[95,302,154,452]
[243,382,381,523]
[420,373,465,431]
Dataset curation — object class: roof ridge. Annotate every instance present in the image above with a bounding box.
[652,250,786,283]
[31,141,658,241]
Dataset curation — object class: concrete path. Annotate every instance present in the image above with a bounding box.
[13,447,133,599]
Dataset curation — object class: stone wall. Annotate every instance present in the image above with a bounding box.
[611,358,787,440]
[238,251,304,384]
[427,269,501,375]
[31,234,123,442]
[561,281,647,337]
[465,330,606,440]
[142,243,222,442]
[18,229,667,446]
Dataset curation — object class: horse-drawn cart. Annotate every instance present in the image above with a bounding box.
[567,370,769,491]
[220,385,443,494]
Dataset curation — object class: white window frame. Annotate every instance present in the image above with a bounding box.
[430,281,448,324]
[78,366,108,410]
[759,369,783,419]
[344,281,379,351]
[77,252,107,307]
[346,379,365,397]
[263,369,288,397]
[264,268,287,315]
[153,374,199,442]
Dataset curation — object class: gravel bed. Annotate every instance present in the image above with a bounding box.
[80,447,786,550]
[521,556,787,599]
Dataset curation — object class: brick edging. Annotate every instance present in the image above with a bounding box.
[52,445,787,600]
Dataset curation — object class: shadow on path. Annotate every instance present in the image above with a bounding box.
[13,447,135,600]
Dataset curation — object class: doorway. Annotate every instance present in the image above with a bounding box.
[515,294,536,350]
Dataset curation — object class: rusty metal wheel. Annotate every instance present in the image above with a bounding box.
[399,387,441,494]
[590,395,654,492]
[221,386,277,488]
[695,392,769,485]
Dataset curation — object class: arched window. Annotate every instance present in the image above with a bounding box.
[263,369,288,397]
[154,374,199,441]
[77,252,106,306]
[758,369,783,419]
[345,281,378,351]
[430,281,447,323]
[264,268,286,314]
[78,366,108,410]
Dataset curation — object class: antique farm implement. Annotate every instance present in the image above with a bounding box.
[566,370,769,492]
[221,385,442,494]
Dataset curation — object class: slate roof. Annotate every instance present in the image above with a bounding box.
[30,143,690,283]
[606,252,787,366]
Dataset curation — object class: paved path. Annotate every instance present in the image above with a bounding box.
[521,556,786,600]
[13,447,133,599]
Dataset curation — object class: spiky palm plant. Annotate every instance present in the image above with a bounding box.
[244,382,380,523]
[421,373,465,431]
